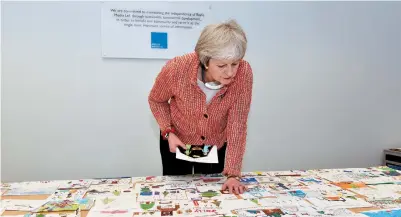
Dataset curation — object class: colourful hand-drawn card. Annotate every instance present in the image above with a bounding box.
[23,211,80,217]
[90,196,138,211]
[306,196,374,210]
[0,199,46,211]
[1,188,8,195]
[258,197,316,213]
[366,198,401,209]
[33,198,95,212]
[132,176,167,184]
[362,208,401,217]
[317,172,358,183]
[2,180,62,190]
[136,185,189,202]
[4,187,57,196]
[195,177,225,185]
[372,184,401,193]
[240,177,259,185]
[91,178,131,185]
[47,189,87,201]
[230,206,285,217]
[296,176,328,185]
[163,175,198,183]
[134,200,196,215]
[360,176,401,185]
[176,145,218,164]
[236,185,275,199]
[178,144,212,159]
[255,176,284,184]
[164,183,197,190]
[219,199,264,211]
[86,184,134,198]
[265,181,304,191]
[86,209,134,217]
[349,186,401,200]
[332,182,367,189]
[240,171,268,177]
[266,170,310,177]
[58,180,92,189]
[195,184,240,200]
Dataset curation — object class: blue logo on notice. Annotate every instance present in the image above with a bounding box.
[151,32,168,49]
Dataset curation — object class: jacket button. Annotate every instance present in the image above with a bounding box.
[204,114,208,118]
[201,136,205,140]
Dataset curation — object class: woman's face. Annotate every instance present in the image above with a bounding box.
[207,58,240,85]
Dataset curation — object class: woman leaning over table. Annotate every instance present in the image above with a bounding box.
[148,19,253,194]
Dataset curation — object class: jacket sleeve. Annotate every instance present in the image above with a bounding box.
[148,58,177,132]
[223,62,253,177]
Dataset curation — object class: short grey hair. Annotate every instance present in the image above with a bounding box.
[195,19,247,67]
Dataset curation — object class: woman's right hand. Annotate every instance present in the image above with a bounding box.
[167,133,187,153]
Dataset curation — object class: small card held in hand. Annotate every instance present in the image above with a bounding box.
[178,144,212,158]
[176,144,218,163]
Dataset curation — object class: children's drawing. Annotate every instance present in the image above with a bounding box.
[362,208,401,217]
[86,209,134,217]
[255,177,282,184]
[306,196,374,210]
[33,198,95,212]
[58,180,92,189]
[91,178,131,185]
[333,182,367,189]
[23,212,80,217]
[238,185,275,199]
[47,189,87,201]
[366,198,401,209]
[86,184,134,198]
[240,178,259,185]
[0,199,46,211]
[266,170,310,177]
[287,190,306,198]
[178,144,212,158]
[232,207,284,217]
[297,177,325,185]
[132,176,167,184]
[200,190,220,199]
[1,187,8,195]
[2,180,62,190]
[4,187,57,196]
[90,196,138,211]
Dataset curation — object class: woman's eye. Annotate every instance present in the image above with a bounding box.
[218,65,225,68]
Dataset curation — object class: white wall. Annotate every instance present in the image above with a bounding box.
[2,1,401,182]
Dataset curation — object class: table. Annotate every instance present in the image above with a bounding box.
[1,166,401,217]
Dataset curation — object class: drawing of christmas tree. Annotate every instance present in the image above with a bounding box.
[140,201,155,210]
[201,190,219,198]
[140,186,152,196]
[163,191,169,197]
[211,200,221,207]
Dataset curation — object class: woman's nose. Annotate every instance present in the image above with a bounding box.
[226,67,234,77]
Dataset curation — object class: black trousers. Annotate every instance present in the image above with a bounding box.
[159,133,226,176]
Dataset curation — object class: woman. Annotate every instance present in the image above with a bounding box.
[148,19,253,194]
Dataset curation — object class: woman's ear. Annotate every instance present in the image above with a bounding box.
[204,58,210,70]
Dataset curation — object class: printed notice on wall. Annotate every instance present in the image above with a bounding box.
[101,2,213,59]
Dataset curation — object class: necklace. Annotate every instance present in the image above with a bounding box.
[201,66,223,90]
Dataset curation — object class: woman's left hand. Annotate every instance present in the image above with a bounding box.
[222,177,247,194]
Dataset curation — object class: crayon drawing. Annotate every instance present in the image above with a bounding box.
[33,198,95,212]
